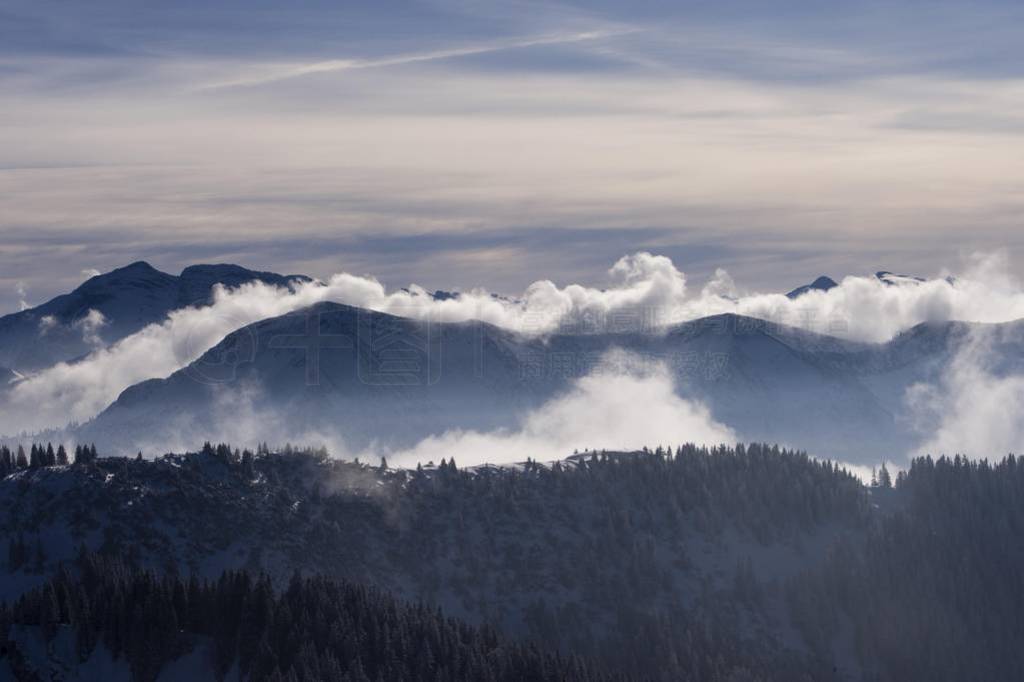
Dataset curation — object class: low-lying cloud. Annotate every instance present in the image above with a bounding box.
[15,282,30,313]
[907,324,1024,459]
[312,250,1023,344]
[373,351,736,468]
[122,350,736,468]
[39,309,109,348]
[4,251,1024,436]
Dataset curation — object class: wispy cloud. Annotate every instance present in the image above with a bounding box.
[198,28,635,90]
[3,1,1024,311]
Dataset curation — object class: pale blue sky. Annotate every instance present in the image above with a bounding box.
[2,0,1023,311]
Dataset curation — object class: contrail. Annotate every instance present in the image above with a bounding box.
[198,28,636,90]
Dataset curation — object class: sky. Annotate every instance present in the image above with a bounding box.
[2,0,1024,313]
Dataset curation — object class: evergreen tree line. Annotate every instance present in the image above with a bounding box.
[787,454,1024,682]
[0,442,98,474]
[402,443,868,544]
[0,552,620,682]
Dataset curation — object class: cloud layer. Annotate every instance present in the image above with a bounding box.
[4,251,1024,439]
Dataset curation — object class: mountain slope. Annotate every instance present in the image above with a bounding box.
[78,306,968,462]
[0,262,308,372]
[4,552,615,682]
[82,301,567,453]
[662,314,905,457]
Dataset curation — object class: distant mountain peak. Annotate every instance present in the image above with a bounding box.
[119,260,158,271]
[0,261,311,372]
[399,287,462,302]
[786,275,838,299]
[875,271,926,286]
[82,260,169,282]
[668,311,816,338]
[179,263,306,280]
[179,262,309,281]
[180,263,250,277]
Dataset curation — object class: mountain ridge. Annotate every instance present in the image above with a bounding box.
[0,262,310,372]
[786,275,838,299]
[76,303,968,463]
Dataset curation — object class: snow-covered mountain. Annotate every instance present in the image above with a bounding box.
[3,262,1009,463]
[80,301,568,453]
[0,262,308,372]
[875,270,927,286]
[785,275,838,299]
[788,270,941,298]
[76,303,978,462]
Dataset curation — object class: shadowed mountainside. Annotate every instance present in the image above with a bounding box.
[79,303,986,462]
[0,262,308,372]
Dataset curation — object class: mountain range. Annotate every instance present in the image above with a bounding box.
[80,301,984,463]
[0,263,1014,464]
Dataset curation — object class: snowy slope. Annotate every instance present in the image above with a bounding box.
[661,314,905,458]
[74,304,992,463]
[81,302,567,452]
[0,262,308,372]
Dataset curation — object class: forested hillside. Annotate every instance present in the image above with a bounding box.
[2,445,1024,680]
[1,553,614,682]
[789,455,1024,681]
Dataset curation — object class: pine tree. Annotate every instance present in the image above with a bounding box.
[878,462,892,489]
[33,537,46,573]
[7,534,25,571]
